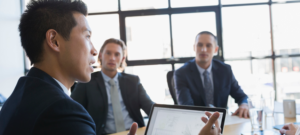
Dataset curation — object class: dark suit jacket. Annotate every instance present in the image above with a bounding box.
[174,59,248,108]
[0,67,95,135]
[71,71,154,135]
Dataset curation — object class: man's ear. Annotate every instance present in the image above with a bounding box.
[98,52,102,61]
[121,56,125,63]
[214,45,219,54]
[45,29,60,52]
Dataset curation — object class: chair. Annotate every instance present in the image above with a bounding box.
[167,71,178,105]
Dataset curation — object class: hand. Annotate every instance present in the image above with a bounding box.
[233,103,249,118]
[280,123,299,135]
[127,122,138,135]
[198,112,222,135]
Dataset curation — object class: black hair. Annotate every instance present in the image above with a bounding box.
[195,31,218,46]
[19,0,87,64]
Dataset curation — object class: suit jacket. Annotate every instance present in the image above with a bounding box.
[174,59,248,108]
[0,67,95,135]
[71,71,154,135]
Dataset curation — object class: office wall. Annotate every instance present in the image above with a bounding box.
[0,0,24,98]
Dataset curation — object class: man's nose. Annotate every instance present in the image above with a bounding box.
[109,55,116,60]
[201,46,207,52]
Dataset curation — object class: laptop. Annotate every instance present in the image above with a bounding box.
[144,104,227,135]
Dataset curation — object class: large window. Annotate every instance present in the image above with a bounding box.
[21,0,300,105]
[222,5,271,59]
[125,15,171,60]
[172,12,217,58]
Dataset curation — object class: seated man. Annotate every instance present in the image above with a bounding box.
[71,38,154,135]
[0,0,97,134]
[174,31,249,118]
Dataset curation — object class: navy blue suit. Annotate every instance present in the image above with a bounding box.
[174,59,248,108]
[0,67,96,135]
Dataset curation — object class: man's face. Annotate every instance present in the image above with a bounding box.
[99,43,124,72]
[59,12,97,82]
[194,34,219,64]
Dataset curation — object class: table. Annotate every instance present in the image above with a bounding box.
[110,113,299,135]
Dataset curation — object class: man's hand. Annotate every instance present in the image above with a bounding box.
[198,112,222,135]
[127,122,138,135]
[280,123,299,135]
[233,103,249,118]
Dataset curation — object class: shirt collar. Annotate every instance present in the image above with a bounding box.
[195,61,213,75]
[101,72,118,83]
[52,78,70,96]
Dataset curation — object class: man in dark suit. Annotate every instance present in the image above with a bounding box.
[0,1,138,134]
[174,31,249,118]
[71,38,154,135]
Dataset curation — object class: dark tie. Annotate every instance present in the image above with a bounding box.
[203,70,214,106]
[108,79,126,132]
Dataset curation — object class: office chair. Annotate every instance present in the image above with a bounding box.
[167,71,178,105]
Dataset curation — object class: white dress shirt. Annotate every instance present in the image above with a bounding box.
[53,78,70,96]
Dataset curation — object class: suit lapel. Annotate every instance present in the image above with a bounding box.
[95,72,108,106]
[190,61,207,106]
[212,60,220,106]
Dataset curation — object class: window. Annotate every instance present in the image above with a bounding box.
[86,14,120,66]
[121,0,168,11]
[125,15,171,60]
[172,12,217,58]
[222,5,271,59]
[171,0,218,8]
[276,57,300,101]
[272,3,300,55]
[221,0,268,5]
[226,59,274,105]
[82,0,118,13]
[125,65,173,104]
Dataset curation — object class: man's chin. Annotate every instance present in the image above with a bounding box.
[197,59,210,63]
[76,75,91,83]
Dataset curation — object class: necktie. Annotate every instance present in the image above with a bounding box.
[108,79,126,132]
[203,70,214,106]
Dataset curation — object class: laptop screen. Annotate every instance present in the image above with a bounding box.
[146,106,224,135]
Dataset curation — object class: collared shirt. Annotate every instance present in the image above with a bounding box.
[195,62,214,91]
[53,78,70,96]
[101,72,134,134]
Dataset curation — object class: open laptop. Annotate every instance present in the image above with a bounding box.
[144,104,226,135]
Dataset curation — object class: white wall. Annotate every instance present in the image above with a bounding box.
[0,0,24,98]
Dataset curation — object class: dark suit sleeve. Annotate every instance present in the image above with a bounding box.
[71,83,88,108]
[174,69,194,105]
[229,68,248,105]
[33,99,96,135]
[136,76,154,115]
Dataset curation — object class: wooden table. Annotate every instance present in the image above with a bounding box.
[111,113,299,135]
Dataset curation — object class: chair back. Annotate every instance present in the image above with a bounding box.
[167,71,178,104]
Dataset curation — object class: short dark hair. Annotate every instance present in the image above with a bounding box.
[195,31,218,46]
[19,0,88,65]
[98,38,127,71]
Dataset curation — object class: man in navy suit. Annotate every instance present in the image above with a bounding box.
[0,0,138,134]
[174,31,249,118]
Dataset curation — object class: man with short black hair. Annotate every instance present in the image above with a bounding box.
[0,0,139,134]
[174,31,249,118]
